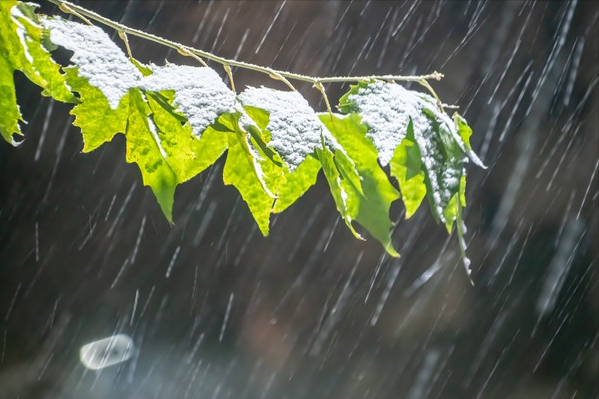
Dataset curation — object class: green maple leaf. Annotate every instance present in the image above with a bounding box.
[240,104,320,214]
[223,126,278,235]
[389,119,427,219]
[320,113,400,257]
[126,88,229,222]
[125,88,178,221]
[0,1,75,143]
[64,67,129,152]
[272,155,321,213]
[146,92,228,185]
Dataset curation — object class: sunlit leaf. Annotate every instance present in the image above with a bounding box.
[320,113,399,257]
[223,126,277,235]
[389,119,427,219]
[64,67,128,152]
[125,88,178,221]
[0,1,75,143]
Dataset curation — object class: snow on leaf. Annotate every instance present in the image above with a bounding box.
[339,81,427,167]
[140,64,236,138]
[238,87,341,171]
[240,104,320,213]
[340,80,481,224]
[42,17,141,109]
[145,92,228,184]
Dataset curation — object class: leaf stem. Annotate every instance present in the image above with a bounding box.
[45,0,444,89]
[118,31,133,60]
[314,81,332,114]
[223,64,235,92]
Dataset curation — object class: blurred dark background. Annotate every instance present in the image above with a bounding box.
[0,1,597,398]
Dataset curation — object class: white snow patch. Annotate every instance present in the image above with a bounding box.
[140,64,236,138]
[346,81,447,167]
[42,18,141,109]
[239,87,340,171]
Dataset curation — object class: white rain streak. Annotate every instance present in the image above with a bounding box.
[219,293,234,342]
[254,0,287,54]
[140,64,236,138]
[35,98,54,162]
[4,283,21,322]
[239,87,341,171]
[370,261,402,326]
[165,245,181,278]
[563,37,585,107]
[130,289,139,326]
[536,218,585,316]
[42,18,142,109]
[130,216,146,264]
[406,349,441,399]
[193,200,218,246]
[34,221,39,262]
[209,7,229,53]
[310,258,358,356]
[107,182,137,237]
[576,159,598,220]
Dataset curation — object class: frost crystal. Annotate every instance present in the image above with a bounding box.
[42,18,141,109]
[140,65,236,138]
[239,87,339,171]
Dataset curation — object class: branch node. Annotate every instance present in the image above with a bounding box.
[177,46,208,67]
[58,2,93,25]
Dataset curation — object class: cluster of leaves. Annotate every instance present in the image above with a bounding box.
[0,1,484,270]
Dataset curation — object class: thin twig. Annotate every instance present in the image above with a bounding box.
[45,0,445,91]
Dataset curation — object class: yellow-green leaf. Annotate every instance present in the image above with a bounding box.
[64,67,129,152]
[0,1,75,143]
[223,129,276,235]
[320,113,399,257]
[389,119,427,218]
[126,89,177,221]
